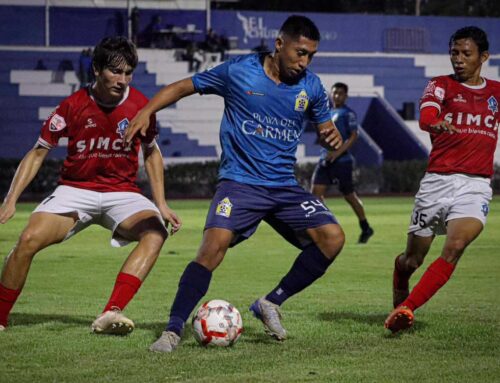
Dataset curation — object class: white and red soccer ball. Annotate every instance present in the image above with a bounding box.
[192,299,243,347]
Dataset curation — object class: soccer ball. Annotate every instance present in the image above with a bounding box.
[192,299,243,347]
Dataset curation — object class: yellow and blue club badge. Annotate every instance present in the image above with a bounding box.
[216,197,233,218]
[294,90,309,112]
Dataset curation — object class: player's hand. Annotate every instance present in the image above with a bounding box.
[326,151,341,163]
[125,109,151,144]
[319,125,343,150]
[159,204,182,235]
[430,120,458,134]
[0,200,16,224]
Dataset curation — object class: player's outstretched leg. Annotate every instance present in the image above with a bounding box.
[251,228,343,340]
[249,297,286,340]
[91,272,142,336]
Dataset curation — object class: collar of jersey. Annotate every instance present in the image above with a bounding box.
[459,78,487,90]
[90,86,130,107]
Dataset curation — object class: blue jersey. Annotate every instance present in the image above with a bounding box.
[320,105,358,163]
[192,53,331,186]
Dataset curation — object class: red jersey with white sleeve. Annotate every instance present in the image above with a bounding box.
[37,86,157,193]
[419,75,500,177]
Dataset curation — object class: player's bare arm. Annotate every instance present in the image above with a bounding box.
[326,129,358,162]
[419,106,459,134]
[0,146,49,224]
[125,78,197,143]
[142,142,182,235]
[317,120,342,150]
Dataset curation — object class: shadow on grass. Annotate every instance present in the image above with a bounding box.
[318,310,387,326]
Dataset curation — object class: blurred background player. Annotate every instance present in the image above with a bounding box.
[385,26,499,333]
[125,15,345,353]
[311,82,374,244]
[0,37,181,334]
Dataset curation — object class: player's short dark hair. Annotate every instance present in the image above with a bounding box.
[449,26,489,53]
[92,36,138,72]
[279,15,321,42]
[332,82,348,93]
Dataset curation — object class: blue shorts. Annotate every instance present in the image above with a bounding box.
[205,180,339,249]
[312,160,354,195]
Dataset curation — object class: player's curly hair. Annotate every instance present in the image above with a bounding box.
[92,36,138,72]
[279,15,321,42]
[449,26,489,53]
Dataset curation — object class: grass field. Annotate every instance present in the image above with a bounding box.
[0,197,499,383]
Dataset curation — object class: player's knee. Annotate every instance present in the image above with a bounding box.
[316,225,345,259]
[17,228,45,255]
[139,229,167,254]
[442,238,468,261]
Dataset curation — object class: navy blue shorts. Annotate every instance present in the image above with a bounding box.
[311,160,354,195]
[205,180,339,249]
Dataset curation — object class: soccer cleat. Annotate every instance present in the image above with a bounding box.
[358,227,374,244]
[0,324,5,332]
[249,297,287,341]
[91,309,134,335]
[149,331,181,353]
[384,306,414,333]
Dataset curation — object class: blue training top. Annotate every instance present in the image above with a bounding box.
[192,53,331,186]
[320,105,358,163]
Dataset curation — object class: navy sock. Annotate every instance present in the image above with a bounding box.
[166,261,212,335]
[265,244,333,306]
[360,219,370,232]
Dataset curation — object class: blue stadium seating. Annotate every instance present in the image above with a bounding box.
[0,49,218,159]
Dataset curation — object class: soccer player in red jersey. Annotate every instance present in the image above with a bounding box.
[385,26,499,333]
[0,37,181,334]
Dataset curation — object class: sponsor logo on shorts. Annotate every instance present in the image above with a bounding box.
[487,96,498,114]
[481,203,489,217]
[294,90,309,112]
[49,114,66,132]
[116,118,129,138]
[216,197,233,218]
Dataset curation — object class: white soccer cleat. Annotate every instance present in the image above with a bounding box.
[249,297,287,341]
[91,309,134,336]
[0,324,5,332]
[149,331,181,353]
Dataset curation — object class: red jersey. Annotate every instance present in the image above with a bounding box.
[38,86,157,193]
[419,75,499,177]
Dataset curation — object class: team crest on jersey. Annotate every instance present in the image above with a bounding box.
[215,197,232,218]
[481,203,489,217]
[49,113,66,132]
[434,87,445,100]
[487,96,498,114]
[294,90,309,112]
[116,118,129,138]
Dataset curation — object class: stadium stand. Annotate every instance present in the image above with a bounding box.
[1,48,499,164]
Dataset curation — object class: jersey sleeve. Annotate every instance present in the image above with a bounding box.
[140,113,158,147]
[309,80,332,125]
[191,60,231,97]
[346,110,358,134]
[37,99,71,149]
[419,77,447,114]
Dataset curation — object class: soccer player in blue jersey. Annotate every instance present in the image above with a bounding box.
[311,83,374,243]
[125,15,345,352]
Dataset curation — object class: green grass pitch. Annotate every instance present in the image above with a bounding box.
[0,197,499,382]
